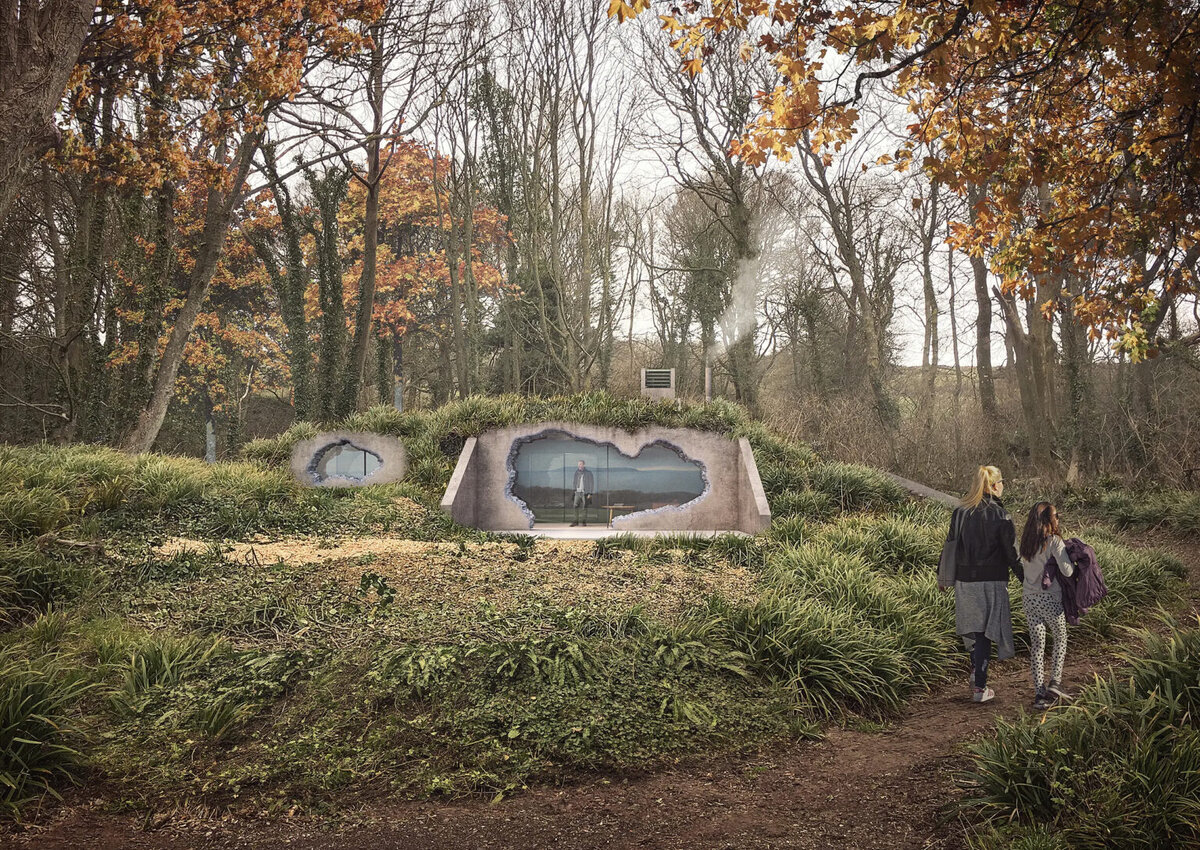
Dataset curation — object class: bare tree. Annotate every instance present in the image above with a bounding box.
[637,23,775,408]
[796,130,906,436]
[277,0,487,414]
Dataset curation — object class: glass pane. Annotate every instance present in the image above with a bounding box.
[314,442,383,482]
[510,432,705,526]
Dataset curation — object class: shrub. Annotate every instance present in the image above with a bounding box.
[770,491,835,522]
[1069,544,1184,638]
[0,487,71,538]
[342,405,408,436]
[190,696,257,742]
[0,546,80,622]
[814,517,943,574]
[477,635,599,686]
[769,546,912,628]
[963,617,1200,848]
[722,592,929,717]
[0,655,90,816]
[644,622,752,679]
[703,533,767,570]
[132,455,207,512]
[1100,489,1200,535]
[767,515,808,546]
[111,634,225,716]
[375,644,468,698]
[806,462,908,512]
[758,464,809,502]
[24,608,72,654]
[730,422,816,469]
[240,421,320,466]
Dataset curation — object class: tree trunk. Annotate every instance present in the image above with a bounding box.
[375,331,392,408]
[919,181,940,434]
[948,243,964,464]
[1059,284,1092,482]
[340,28,384,416]
[260,147,315,420]
[994,285,1054,475]
[966,185,998,424]
[392,334,404,411]
[0,0,93,226]
[204,396,217,463]
[123,132,261,453]
[309,168,348,420]
[725,194,760,411]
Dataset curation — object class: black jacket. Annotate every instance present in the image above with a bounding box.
[947,495,1021,583]
[572,468,594,493]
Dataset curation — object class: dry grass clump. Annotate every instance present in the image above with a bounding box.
[156,536,757,624]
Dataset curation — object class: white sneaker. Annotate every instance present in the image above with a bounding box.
[972,686,995,703]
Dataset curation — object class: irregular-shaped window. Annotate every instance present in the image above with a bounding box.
[509,430,706,527]
[310,441,383,483]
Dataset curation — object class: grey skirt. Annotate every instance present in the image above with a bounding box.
[955,580,1015,660]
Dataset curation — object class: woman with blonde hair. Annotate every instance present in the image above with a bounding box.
[940,465,1022,702]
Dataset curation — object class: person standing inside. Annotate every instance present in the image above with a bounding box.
[942,465,1022,703]
[1019,502,1075,708]
[570,459,594,527]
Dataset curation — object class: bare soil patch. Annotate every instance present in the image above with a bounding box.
[156,536,758,621]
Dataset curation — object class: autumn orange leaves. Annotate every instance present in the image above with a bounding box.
[611,1,1200,356]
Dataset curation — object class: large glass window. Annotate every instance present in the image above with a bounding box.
[510,431,705,526]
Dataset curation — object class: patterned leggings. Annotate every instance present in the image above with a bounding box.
[1024,592,1068,690]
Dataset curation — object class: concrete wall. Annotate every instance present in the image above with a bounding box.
[290,431,407,487]
[440,437,478,526]
[439,422,771,534]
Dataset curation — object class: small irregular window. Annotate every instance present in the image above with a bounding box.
[311,441,383,483]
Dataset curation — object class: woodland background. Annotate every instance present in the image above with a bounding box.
[2,0,1199,493]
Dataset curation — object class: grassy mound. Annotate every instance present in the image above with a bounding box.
[0,394,1186,817]
[1097,489,1200,536]
[963,616,1200,849]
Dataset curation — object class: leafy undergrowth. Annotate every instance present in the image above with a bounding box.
[0,393,1186,819]
[962,616,1200,850]
[1013,479,1200,539]
[1095,489,1200,537]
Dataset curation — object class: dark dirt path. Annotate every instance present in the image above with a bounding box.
[9,542,1198,850]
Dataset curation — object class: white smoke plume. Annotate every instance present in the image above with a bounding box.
[720,254,763,347]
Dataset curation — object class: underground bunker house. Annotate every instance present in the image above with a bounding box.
[439,423,771,536]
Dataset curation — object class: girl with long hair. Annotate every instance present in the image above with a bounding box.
[1019,502,1075,708]
[943,465,1022,703]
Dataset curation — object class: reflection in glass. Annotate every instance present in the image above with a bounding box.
[510,431,705,526]
[313,441,383,482]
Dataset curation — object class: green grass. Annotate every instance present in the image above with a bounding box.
[962,616,1200,849]
[0,653,90,817]
[0,393,1188,819]
[1098,489,1200,536]
[0,443,456,543]
[0,545,85,623]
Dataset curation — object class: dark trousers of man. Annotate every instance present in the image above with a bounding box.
[573,491,587,525]
[969,632,991,688]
